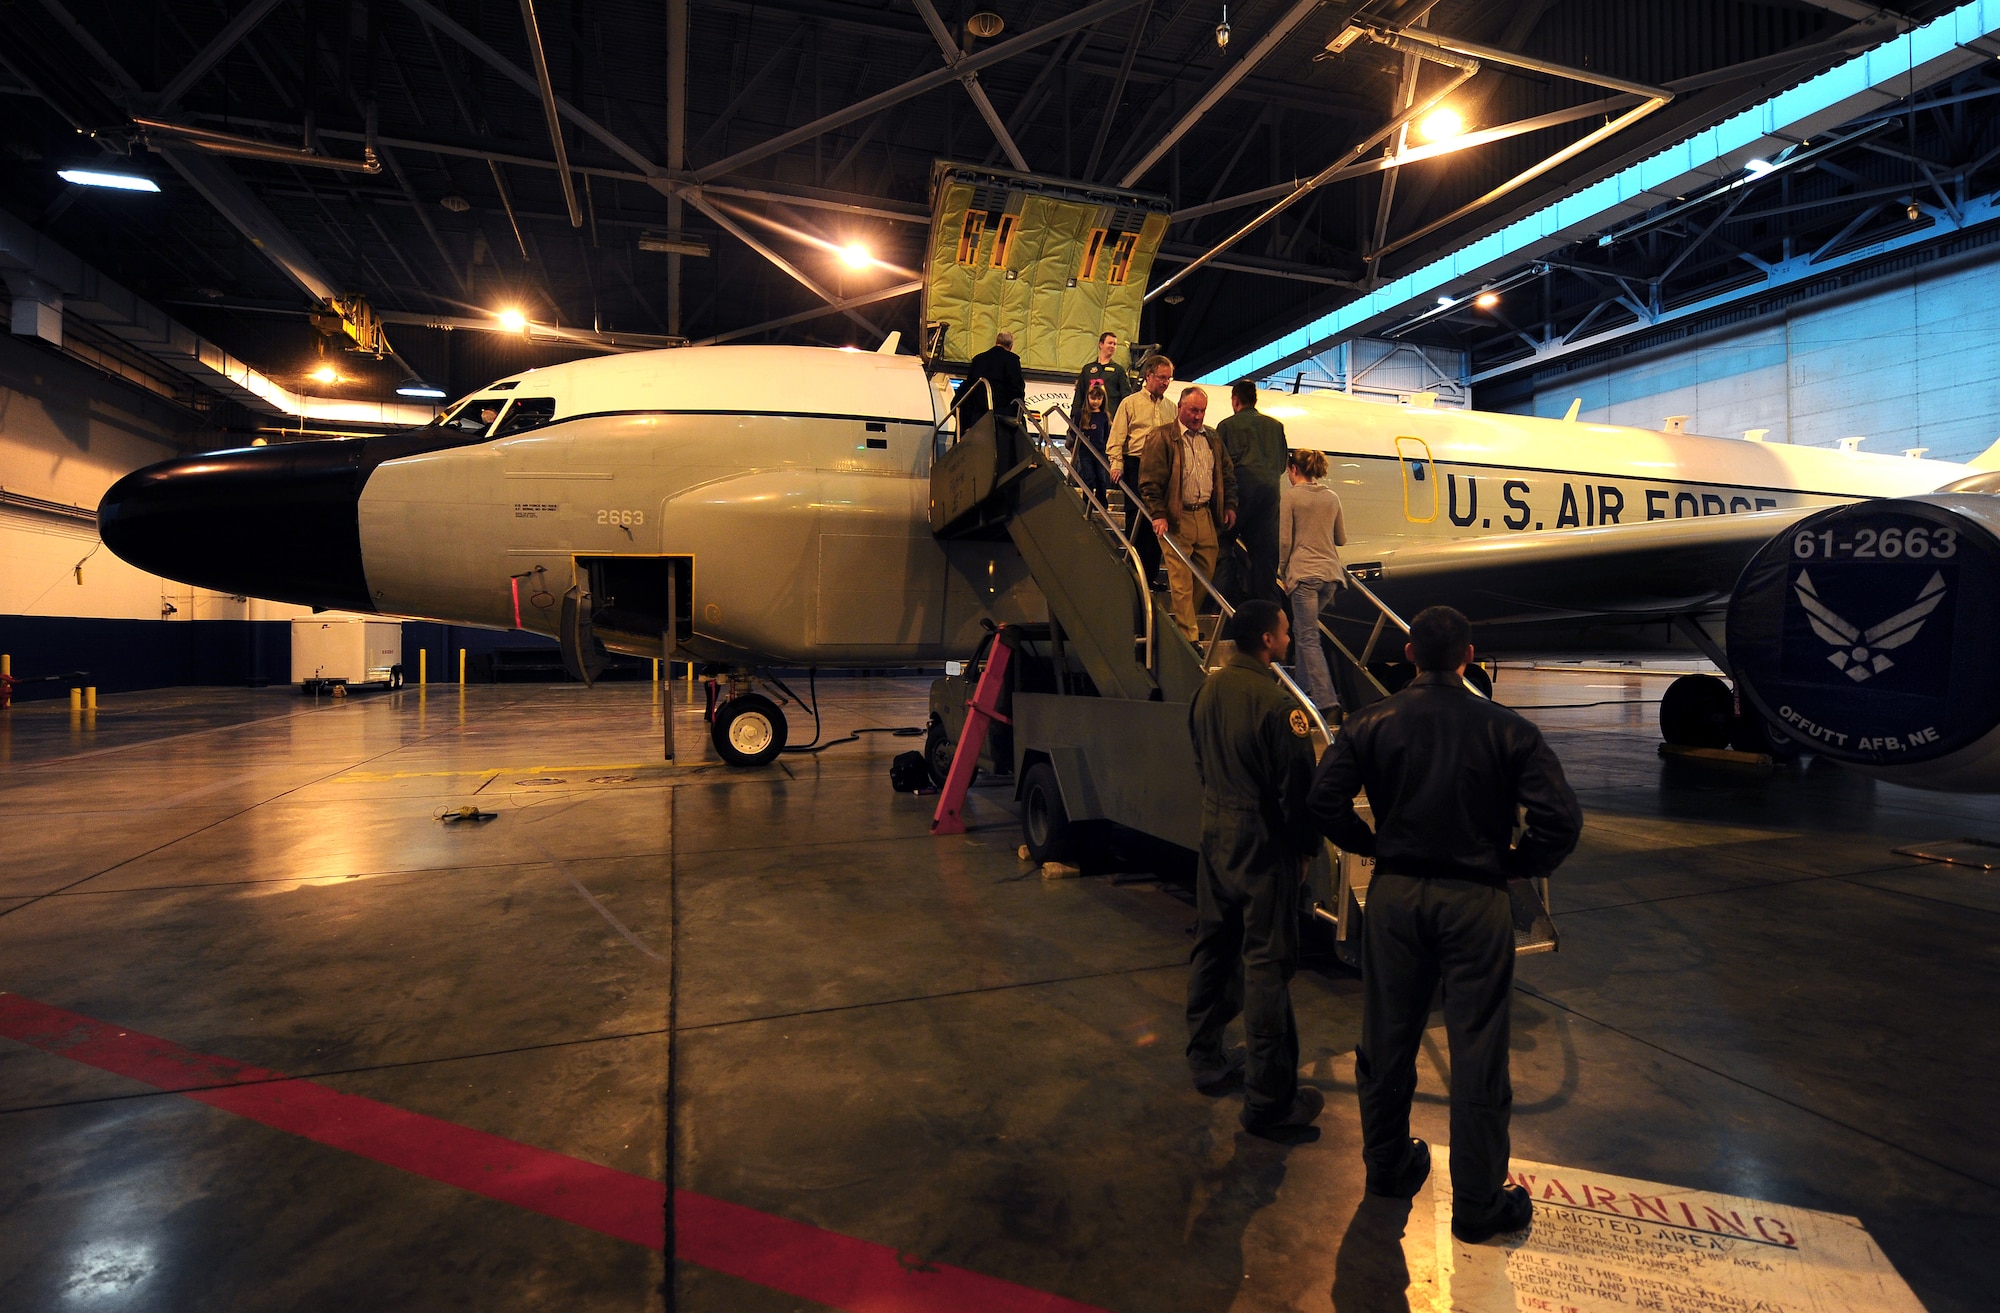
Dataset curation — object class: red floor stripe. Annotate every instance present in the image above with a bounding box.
[0,993,1111,1313]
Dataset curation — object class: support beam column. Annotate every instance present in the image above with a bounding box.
[155,0,286,111]
[667,0,688,336]
[693,0,1146,182]
[911,0,1029,172]
[1117,0,1323,188]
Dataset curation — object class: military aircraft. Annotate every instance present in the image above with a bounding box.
[96,343,2000,789]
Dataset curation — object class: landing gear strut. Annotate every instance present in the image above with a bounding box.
[704,672,789,767]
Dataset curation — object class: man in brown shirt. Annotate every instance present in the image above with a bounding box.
[1142,386,1238,642]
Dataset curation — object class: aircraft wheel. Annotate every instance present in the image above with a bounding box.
[924,722,958,788]
[1659,674,1734,748]
[1731,708,1804,761]
[711,694,788,767]
[1020,762,1072,864]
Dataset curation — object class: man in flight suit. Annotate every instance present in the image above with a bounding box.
[1306,606,1581,1241]
[1186,599,1324,1138]
[1070,331,1135,430]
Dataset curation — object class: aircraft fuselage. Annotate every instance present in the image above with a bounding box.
[99,345,1975,669]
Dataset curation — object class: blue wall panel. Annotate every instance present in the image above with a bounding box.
[1521,254,2000,461]
[0,616,290,701]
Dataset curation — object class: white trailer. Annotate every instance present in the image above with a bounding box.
[291,614,404,691]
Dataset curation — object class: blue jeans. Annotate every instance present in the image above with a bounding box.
[1288,579,1341,711]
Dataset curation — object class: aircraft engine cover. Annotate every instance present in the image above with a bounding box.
[1727,494,2000,791]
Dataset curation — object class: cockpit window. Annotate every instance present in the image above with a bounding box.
[493,397,558,436]
[437,396,509,435]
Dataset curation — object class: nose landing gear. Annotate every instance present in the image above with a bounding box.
[703,671,790,767]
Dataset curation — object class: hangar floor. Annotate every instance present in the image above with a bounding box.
[0,669,1994,1312]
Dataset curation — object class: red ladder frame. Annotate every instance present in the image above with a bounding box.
[930,630,1015,835]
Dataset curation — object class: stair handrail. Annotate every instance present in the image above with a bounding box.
[932,376,997,455]
[1263,551,1485,702]
[1095,439,1329,742]
[1149,508,1332,742]
[1028,404,1155,675]
[1341,572,1412,639]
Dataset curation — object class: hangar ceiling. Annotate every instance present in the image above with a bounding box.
[0,0,1969,415]
[1386,55,2000,404]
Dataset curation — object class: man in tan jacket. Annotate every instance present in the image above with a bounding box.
[1142,386,1238,641]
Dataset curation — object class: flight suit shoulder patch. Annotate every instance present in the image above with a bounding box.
[1288,708,1310,738]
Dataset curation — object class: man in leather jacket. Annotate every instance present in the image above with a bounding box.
[1306,605,1581,1242]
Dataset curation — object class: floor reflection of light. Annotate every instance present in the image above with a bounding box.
[238,808,381,895]
[60,1239,158,1303]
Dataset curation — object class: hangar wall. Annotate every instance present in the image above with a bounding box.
[1507,252,2000,460]
[0,335,302,699]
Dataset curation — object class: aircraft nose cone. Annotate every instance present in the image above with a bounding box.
[98,442,376,611]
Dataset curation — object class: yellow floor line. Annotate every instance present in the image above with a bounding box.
[335,762,672,781]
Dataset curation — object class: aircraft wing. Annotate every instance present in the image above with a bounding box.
[1339,506,1816,631]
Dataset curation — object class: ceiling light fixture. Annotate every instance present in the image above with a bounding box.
[1743,158,1777,177]
[1436,295,1455,307]
[1216,5,1230,50]
[839,243,874,270]
[966,11,1004,38]
[57,165,159,192]
[1418,109,1465,144]
[1474,291,1500,309]
[310,364,338,384]
[498,308,528,333]
[1323,24,1365,55]
[638,230,712,257]
[397,384,448,399]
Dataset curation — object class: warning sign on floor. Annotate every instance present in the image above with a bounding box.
[1431,1150,1926,1312]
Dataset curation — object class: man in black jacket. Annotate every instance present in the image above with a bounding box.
[1307,606,1581,1242]
[958,330,1026,430]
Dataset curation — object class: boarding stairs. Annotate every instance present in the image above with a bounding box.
[926,386,1553,963]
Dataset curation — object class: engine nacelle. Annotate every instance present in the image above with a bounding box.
[1727,494,2000,792]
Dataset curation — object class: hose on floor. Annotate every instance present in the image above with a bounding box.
[770,668,924,755]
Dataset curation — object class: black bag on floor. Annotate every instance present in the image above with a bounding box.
[889,750,931,793]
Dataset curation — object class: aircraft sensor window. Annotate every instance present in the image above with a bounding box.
[493,397,558,436]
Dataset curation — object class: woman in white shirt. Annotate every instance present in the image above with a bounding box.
[1279,448,1347,717]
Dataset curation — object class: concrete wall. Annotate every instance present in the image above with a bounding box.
[1510,252,2000,462]
[0,335,308,696]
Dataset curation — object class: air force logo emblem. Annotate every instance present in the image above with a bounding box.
[1793,569,1947,682]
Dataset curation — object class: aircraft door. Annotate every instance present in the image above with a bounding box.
[558,585,608,685]
[573,555,695,660]
[1395,436,1439,524]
